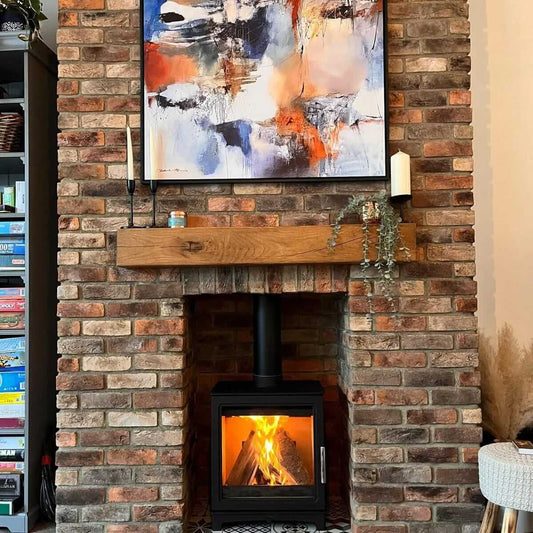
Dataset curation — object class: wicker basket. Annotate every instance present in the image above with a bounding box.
[0,113,24,152]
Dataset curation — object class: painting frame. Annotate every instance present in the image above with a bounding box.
[141,0,390,184]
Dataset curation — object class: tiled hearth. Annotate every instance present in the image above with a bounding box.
[187,500,350,533]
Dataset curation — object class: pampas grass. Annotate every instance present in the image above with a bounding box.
[479,323,533,440]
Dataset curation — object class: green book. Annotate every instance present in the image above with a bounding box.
[0,495,22,515]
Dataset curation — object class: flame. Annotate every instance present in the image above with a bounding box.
[245,415,291,486]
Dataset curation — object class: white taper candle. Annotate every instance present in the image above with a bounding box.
[391,150,411,198]
[126,126,134,181]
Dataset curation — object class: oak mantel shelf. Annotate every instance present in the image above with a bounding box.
[116,224,416,268]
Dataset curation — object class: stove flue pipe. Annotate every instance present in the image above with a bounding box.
[253,294,282,388]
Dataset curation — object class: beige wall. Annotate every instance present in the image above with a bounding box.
[472,0,533,347]
[471,2,533,529]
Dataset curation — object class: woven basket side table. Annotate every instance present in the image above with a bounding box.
[479,443,533,533]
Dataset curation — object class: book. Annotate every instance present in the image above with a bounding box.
[0,438,23,450]
[0,206,15,214]
[0,419,24,430]
[0,302,24,313]
[0,393,23,405]
[0,463,24,473]
[0,256,25,269]
[0,223,24,236]
[513,440,533,455]
[0,450,24,462]
[0,394,24,418]
[0,244,25,255]
[0,314,24,330]
[0,373,24,393]
[0,338,25,353]
[0,405,24,418]
[0,353,25,372]
[0,289,25,300]
[0,238,24,245]
[0,494,22,515]
[15,182,24,214]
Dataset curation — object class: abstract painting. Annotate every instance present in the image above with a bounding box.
[142,0,387,182]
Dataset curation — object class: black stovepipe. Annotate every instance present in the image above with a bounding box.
[252,294,282,388]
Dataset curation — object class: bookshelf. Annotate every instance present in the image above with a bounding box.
[0,32,57,532]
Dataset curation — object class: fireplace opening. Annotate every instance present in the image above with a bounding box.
[187,292,349,530]
[222,412,315,487]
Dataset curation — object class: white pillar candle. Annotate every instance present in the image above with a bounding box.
[149,126,157,181]
[126,126,134,182]
[391,150,412,198]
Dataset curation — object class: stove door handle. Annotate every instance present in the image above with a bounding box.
[320,446,326,484]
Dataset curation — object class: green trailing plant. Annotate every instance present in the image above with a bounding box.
[329,193,410,314]
[0,0,47,39]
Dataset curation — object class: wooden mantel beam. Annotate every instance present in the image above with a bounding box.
[116,224,416,268]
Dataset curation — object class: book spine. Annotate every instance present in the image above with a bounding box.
[0,289,25,299]
[14,183,25,214]
[0,463,24,472]
[0,314,24,330]
[0,451,24,461]
[0,373,24,393]
[0,438,24,449]
[0,256,25,268]
[0,418,24,429]
[0,245,25,256]
[0,302,25,313]
[0,339,25,352]
[0,223,24,236]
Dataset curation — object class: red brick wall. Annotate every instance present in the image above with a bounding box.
[56,0,481,531]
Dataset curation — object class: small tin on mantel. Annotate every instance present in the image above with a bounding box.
[168,211,187,228]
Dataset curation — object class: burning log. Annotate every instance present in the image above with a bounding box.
[226,424,311,487]
[226,430,258,486]
[274,428,311,485]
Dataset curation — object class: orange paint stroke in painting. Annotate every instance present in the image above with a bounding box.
[144,42,199,93]
[275,107,326,166]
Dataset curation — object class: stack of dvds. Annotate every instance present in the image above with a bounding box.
[0,287,24,331]
[0,336,24,435]
[0,222,25,273]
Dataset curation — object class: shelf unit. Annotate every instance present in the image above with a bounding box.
[0,32,57,532]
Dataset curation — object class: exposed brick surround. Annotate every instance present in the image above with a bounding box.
[56,0,481,532]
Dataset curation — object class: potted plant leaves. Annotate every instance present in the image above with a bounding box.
[0,0,47,40]
[329,193,410,315]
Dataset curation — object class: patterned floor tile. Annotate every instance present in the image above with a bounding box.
[187,500,350,533]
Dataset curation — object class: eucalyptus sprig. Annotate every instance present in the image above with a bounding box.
[329,193,409,315]
[0,0,47,39]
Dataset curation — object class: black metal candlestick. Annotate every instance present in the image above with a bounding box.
[127,179,135,228]
[150,179,158,228]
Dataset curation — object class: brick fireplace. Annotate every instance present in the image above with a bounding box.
[56,0,481,532]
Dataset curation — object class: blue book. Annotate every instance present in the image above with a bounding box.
[0,353,24,372]
[0,256,24,269]
[0,289,25,299]
[0,223,24,236]
[0,238,24,245]
[0,339,24,353]
[0,244,25,255]
[0,373,24,393]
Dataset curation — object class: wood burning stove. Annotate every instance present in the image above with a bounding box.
[210,295,327,531]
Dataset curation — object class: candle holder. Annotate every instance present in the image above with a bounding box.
[121,178,139,229]
[149,179,158,228]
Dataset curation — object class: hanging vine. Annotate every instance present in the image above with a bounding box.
[329,193,410,315]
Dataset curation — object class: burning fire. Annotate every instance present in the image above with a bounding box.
[224,414,312,487]
[246,415,290,486]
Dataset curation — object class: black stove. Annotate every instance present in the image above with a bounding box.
[210,295,327,530]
